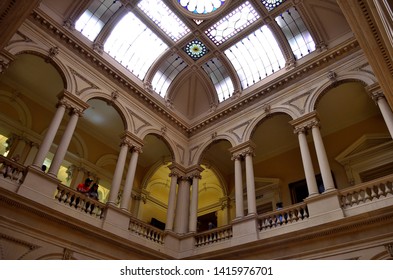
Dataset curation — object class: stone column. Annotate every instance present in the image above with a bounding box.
[33,100,67,167]
[295,127,319,197]
[244,146,257,215]
[120,147,142,211]
[165,170,179,231]
[23,142,39,166]
[188,166,203,233]
[369,89,393,138]
[71,166,86,190]
[310,120,335,191]
[108,138,130,205]
[48,108,82,177]
[174,176,191,234]
[233,154,244,218]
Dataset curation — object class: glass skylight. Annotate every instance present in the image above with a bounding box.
[261,0,286,11]
[178,0,226,14]
[75,0,122,41]
[138,0,190,41]
[104,12,168,79]
[202,58,234,102]
[275,7,315,59]
[205,1,260,45]
[224,25,285,89]
[152,55,187,97]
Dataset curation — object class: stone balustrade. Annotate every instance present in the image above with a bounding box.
[194,225,233,247]
[258,202,309,231]
[339,175,393,209]
[0,155,26,183]
[128,217,165,244]
[55,184,105,218]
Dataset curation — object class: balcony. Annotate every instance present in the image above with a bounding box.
[1,155,393,260]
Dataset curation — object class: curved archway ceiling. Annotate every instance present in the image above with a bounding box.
[75,0,314,103]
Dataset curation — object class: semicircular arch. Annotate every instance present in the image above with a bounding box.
[7,45,70,92]
[81,90,129,131]
[246,107,297,142]
[0,90,32,129]
[192,134,236,166]
[308,74,376,112]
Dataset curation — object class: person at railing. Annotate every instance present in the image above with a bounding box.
[87,183,99,200]
[275,202,283,225]
[3,154,20,178]
[85,183,100,214]
[77,178,93,193]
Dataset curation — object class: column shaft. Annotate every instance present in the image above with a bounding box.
[165,173,178,230]
[311,125,335,191]
[377,96,393,138]
[48,111,79,176]
[189,175,200,232]
[120,149,139,211]
[245,153,256,215]
[174,178,190,234]
[234,156,244,218]
[108,143,129,204]
[298,130,319,196]
[33,104,66,167]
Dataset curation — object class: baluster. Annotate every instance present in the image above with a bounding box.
[370,186,378,200]
[386,181,393,197]
[351,192,358,205]
[364,188,372,202]
[378,183,385,197]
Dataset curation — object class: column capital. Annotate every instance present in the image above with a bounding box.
[229,140,256,159]
[57,90,89,113]
[290,111,320,133]
[186,165,204,179]
[119,130,144,150]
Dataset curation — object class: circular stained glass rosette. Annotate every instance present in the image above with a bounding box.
[178,0,225,15]
[261,0,285,11]
[184,40,208,60]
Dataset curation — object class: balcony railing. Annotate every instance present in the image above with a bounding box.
[195,225,233,247]
[257,202,309,231]
[1,156,393,258]
[0,155,26,184]
[339,175,393,209]
[129,217,165,244]
[55,184,105,219]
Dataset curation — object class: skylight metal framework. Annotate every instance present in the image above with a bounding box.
[152,55,188,97]
[205,1,260,45]
[138,0,190,41]
[75,0,122,41]
[224,25,285,89]
[74,0,318,104]
[202,58,234,102]
[104,12,168,79]
[275,7,316,59]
